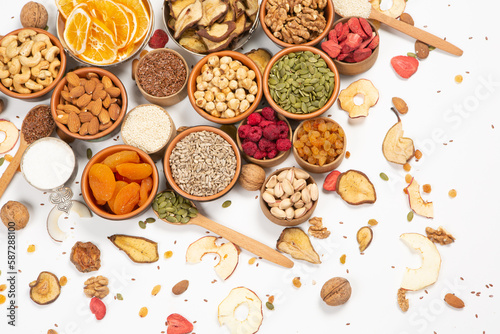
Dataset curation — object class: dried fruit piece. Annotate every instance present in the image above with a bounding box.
[370,0,406,18]
[102,150,140,172]
[139,306,148,317]
[107,181,128,214]
[455,75,463,84]
[113,182,141,215]
[382,108,415,164]
[397,288,409,312]
[414,149,422,160]
[29,271,61,305]
[90,297,106,320]
[444,293,465,308]
[89,163,116,202]
[448,189,457,198]
[357,226,373,252]
[336,170,377,205]
[70,241,101,273]
[368,219,378,226]
[108,234,159,263]
[338,79,379,118]
[277,227,321,264]
[392,97,408,114]
[151,285,161,296]
[391,56,419,79]
[149,29,169,49]
[27,244,36,252]
[406,178,434,218]
[422,184,431,193]
[167,313,194,334]
[116,163,153,180]
[138,176,153,207]
[245,48,272,75]
[218,287,262,334]
[172,280,189,295]
[323,170,341,191]
[339,254,346,264]
[292,277,302,288]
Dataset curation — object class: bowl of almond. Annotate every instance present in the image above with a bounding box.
[50,67,128,141]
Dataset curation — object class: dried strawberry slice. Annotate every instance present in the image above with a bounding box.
[345,33,363,50]
[391,55,419,79]
[166,313,193,334]
[321,40,341,59]
[89,297,106,320]
[347,17,368,39]
[328,29,338,44]
[353,48,372,62]
[324,170,341,191]
[359,33,376,50]
[337,53,349,61]
[368,35,379,50]
[338,23,350,42]
[359,18,373,38]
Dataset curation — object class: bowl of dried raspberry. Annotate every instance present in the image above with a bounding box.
[321,17,380,76]
[236,108,293,168]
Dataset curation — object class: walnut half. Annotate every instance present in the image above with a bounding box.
[308,217,330,239]
[425,226,455,245]
[84,275,109,299]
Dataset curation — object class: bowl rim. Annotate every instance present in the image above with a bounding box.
[163,125,242,201]
[50,67,128,141]
[187,50,263,125]
[235,109,292,164]
[259,0,334,48]
[0,28,67,100]
[292,117,346,170]
[55,0,154,67]
[135,48,190,101]
[262,45,340,120]
[81,144,159,220]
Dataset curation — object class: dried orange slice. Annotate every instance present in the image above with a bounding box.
[56,0,85,19]
[80,19,118,65]
[117,43,135,61]
[63,6,91,55]
[113,0,150,43]
[86,0,130,49]
[117,3,138,45]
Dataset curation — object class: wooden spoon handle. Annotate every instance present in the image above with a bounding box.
[193,214,294,268]
[369,10,463,56]
[0,138,28,200]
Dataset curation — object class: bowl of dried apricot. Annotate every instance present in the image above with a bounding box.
[81,145,159,220]
[292,117,346,173]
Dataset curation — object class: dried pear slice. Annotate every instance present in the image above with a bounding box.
[201,34,235,52]
[243,0,258,18]
[198,0,229,27]
[179,29,208,53]
[29,271,61,305]
[197,21,236,42]
[108,234,159,263]
[382,108,415,164]
[235,0,247,18]
[169,0,196,19]
[245,48,272,75]
[336,170,377,205]
[167,17,176,30]
[357,226,373,252]
[223,0,236,22]
[277,227,321,264]
[174,0,203,39]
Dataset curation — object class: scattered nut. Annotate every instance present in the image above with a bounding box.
[392,97,408,114]
[1,201,29,230]
[398,288,409,312]
[84,275,109,299]
[321,277,351,306]
[426,226,455,245]
[308,217,330,239]
[399,13,414,26]
[172,280,189,295]
[0,98,4,113]
[444,293,465,308]
[238,164,266,191]
[20,2,48,29]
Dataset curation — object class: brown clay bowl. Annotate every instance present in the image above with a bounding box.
[187,50,263,125]
[259,0,334,48]
[50,67,128,142]
[263,45,340,120]
[330,17,380,76]
[81,145,159,220]
[292,117,346,173]
[236,109,292,168]
[135,48,189,106]
[260,167,318,226]
[164,126,242,201]
[0,28,67,100]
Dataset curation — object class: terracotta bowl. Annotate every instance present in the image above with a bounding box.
[259,0,334,48]
[263,45,340,120]
[259,167,318,226]
[236,109,292,168]
[330,17,380,76]
[187,50,263,125]
[81,145,159,220]
[121,104,176,161]
[164,126,242,201]
[292,117,346,173]
[0,28,67,100]
[135,49,189,106]
[50,67,128,141]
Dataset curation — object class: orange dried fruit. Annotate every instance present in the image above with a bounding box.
[108,181,129,213]
[116,163,153,180]
[113,0,149,43]
[80,18,118,65]
[102,150,140,172]
[56,0,85,19]
[138,176,153,206]
[64,5,92,55]
[0,284,6,292]
[86,0,131,49]
[89,163,116,202]
[113,182,141,215]
[0,295,5,304]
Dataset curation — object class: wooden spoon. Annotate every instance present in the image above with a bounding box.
[0,134,28,199]
[153,191,294,268]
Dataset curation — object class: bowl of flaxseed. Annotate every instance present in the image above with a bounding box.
[164,126,242,201]
[135,48,189,106]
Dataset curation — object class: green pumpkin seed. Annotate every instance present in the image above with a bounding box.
[116,293,123,300]
[145,218,156,224]
[166,216,178,223]
[407,211,414,222]
[86,148,92,160]
[266,302,274,310]
[380,173,389,181]
[159,212,167,219]
[269,78,278,85]
[222,200,231,208]
[138,221,146,229]
[180,217,191,224]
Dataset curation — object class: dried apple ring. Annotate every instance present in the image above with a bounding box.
[218,287,263,334]
[370,0,406,18]
[338,79,379,118]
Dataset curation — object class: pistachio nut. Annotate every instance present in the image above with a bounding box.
[294,200,305,209]
[285,207,295,220]
[279,198,293,210]
[307,183,319,202]
[274,182,284,198]
[301,187,311,204]
[290,192,302,203]
[266,175,278,189]
[270,207,286,219]
[282,179,294,196]
[294,168,310,180]
[262,191,276,204]
[293,178,307,191]
[294,207,307,219]
[277,169,288,182]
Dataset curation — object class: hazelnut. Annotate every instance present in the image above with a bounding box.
[20,1,49,29]
[320,277,351,306]
[238,164,266,191]
[1,201,29,230]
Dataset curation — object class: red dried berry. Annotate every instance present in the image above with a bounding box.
[260,107,276,121]
[359,34,376,50]
[323,170,341,191]
[391,55,419,79]
[276,120,289,139]
[253,150,267,160]
[247,126,262,142]
[359,18,373,37]
[368,35,379,50]
[166,313,194,334]
[321,40,341,59]
[90,297,106,320]
[276,138,291,151]
[345,33,363,51]
[247,112,263,126]
[353,48,372,62]
[149,29,169,49]
[334,22,343,38]
[259,120,275,128]
[267,148,279,159]
[347,17,368,39]
[242,141,258,156]
[263,124,280,141]
[337,53,349,61]
[238,124,252,139]
[328,29,338,44]
[338,23,349,42]
[258,138,276,152]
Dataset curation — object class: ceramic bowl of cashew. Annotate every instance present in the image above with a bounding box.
[0,28,67,99]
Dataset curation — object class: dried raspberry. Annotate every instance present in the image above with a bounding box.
[258,138,276,152]
[242,141,258,157]
[267,148,279,159]
[321,40,341,59]
[276,138,291,151]
[261,107,276,121]
[263,124,280,141]
[247,112,262,126]
[259,120,275,128]
[238,124,252,139]
[148,29,169,49]
[276,120,289,139]
[391,55,419,79]
[247,126,262,142]
[253,150,267,160]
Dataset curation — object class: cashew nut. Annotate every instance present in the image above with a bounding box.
[44,46,60,62]
[0,47,8,63]
[1,78,12,88]
[37,70,52,80]
[25,79,43,91]
[19,51,41,67]
[0,63,9,79]
[36,76,53,87]
[32,33,53,48]
[31,60,49,77]
[6,41,20,59]
[32,41,46,55]
[48,59,60,78]
[1,35,17,48]
[19,40,34,57]
[8,57,21,75]
[13,66,31,84]
[13,81,31,94]
[18,29,37,43]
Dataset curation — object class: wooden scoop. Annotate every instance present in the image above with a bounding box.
[153,191,294,268]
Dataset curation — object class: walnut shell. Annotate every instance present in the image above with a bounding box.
[238,164,266,191]
[321,277,351,306]
[20,1,49,29]
[1,201,29,230]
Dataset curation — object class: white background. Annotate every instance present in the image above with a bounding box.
[1,0,500,333]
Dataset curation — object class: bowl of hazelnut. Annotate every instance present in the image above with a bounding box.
[187,51,263,125]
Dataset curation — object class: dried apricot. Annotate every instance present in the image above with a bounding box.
[102,150,140,172]
[116,163,153,180]
[113,182,141,215]
[108,181,129,214]
[89,163,116,202]
[138,177,153,207]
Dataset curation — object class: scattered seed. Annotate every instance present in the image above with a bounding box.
[116,293,123,300]
[222,200,231,208]
[340,254,346,264]
[429,46,436,51]
[139,307,148,317]
[449,189,457,198]
[0,157,4,166]
[266,302,274,310]
[368,219,378,226]
[138,221,146,229]
[292,277,302,288]
[407,211,414,222]
[86,148,92,160]
[145,218,156,224]
[164,251,173,258]
[379,172,389,181]
[407,52,417,58]
[151,285,161,296]
[59,276,68,287]
[27,244,36,253]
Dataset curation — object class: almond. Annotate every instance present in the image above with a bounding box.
[79,112,94,123]
[88,117,100,135]
[62,104,81,114]
[76,94,92,108]
[86,72,99,80]
[79,78,87,86]
[105,87,121,98]
[79,122,89,136]
[102,94,111,109]
[399,13,414,26]
[98,109,110,124]
[61,90,72,102]
[108,103,121,121]
[99,121,113,131]
[67,112,81,133]
[392,97,408,114]
[85,79,97,94]
[89,98,102,116]
[102,76,113,89]
[444,293,465,309]
[56,114,69,125]
[415,41,430,60]
[172,280,189,295]
[66,72,80,87]
[69,85,85,99]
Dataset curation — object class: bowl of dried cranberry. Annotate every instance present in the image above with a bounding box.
[135,48,189,106]
[236,107,292,168]
[321,17,380,76]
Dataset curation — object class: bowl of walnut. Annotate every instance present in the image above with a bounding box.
[187,51,263,125]
[259,0,334,48]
